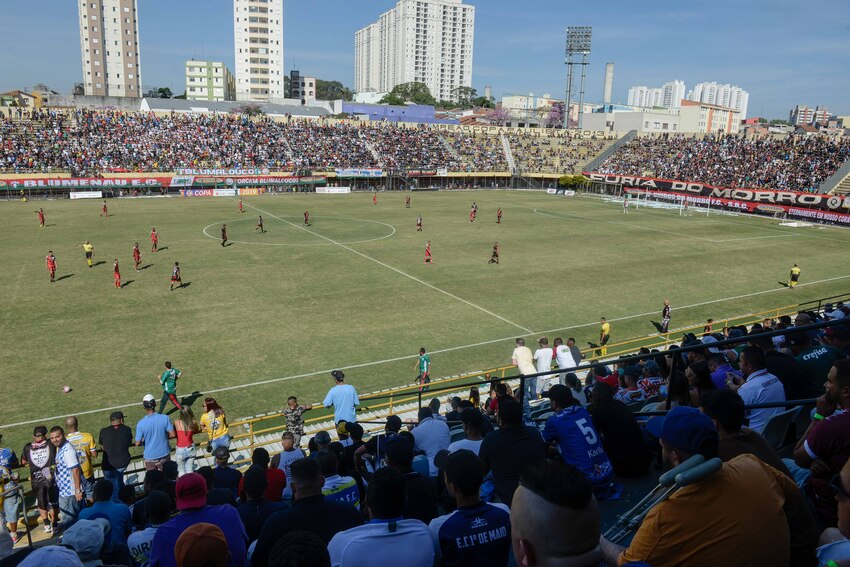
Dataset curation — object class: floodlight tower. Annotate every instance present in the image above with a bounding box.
[563,26,592,129]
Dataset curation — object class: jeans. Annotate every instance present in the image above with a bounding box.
[2,490,20,524]
[83,476,94,501]
[102,467,126,503]
[58,494,83,530]
[175,445,196,476]
[210,435,231,451]
[522,376,537,401]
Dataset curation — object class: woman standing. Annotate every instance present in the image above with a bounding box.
[200,397,231,451]
[173,407,200,476]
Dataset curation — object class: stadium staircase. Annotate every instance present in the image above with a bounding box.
[437,133,462,162]
[822,158,850,195]
[361,134,383,167]
[500,134,517,172]
[583,129,637,172]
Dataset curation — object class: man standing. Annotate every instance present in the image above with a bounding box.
[554,338,577,385]
[411,408,450,477]
[567,337,583,368]
[533,338,555,397]
[511,338,537,401]
[135,394,175,471]
[661,299,672,334]
[424,240,432,264]
[727,346,786,433]
[489,242,499,264]
[221,224,228,247]
[416,215,423,231]
[21,425,58,534]
[406,196,411,208]
[133,242,141,271]
[150,228,158,252]
[789,264,801,289]
[158,361,183,414]
[255,215,265,233]
[113,258,121,288]
[101,200,108,218]
[48,426,83,531]
[64,417,97,503]
[238,197,243,213]
[99,411,133,502]
[170,262,182,291]
[497,207,502,224]
[304,210,310,226]
[323,370,359,424]
[415,348,431,391]
[81,240,94,268]
[599,318,611,357]
[45,251,56,283]
[36,207,45,227]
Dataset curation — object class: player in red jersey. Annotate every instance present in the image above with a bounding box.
[113,259,121,288]
[150,228,159,252]
[405,196,411,208]
[101,200,108,218]
[424,241,432,264]
[469,208,475,223]
[373,193,378,205]
[36,208,45,227]
[45,251,56,282]
[497,207,502,224]
[170,262,182,291]
[416,215,423,231]
[489,242,500,264]
[221,224,228,247]
[304,210,310,226]
[133,242,141,271]
[238,197,244,213]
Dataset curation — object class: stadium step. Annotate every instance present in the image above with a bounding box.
[500,135,516,172]
[437,133,462,162]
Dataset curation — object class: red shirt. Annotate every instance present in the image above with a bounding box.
[237,468,287,502]
[46,255,56,269]
[114,263,120,274]
[38,212,45,221]
[133,247,140,259]
[150,231,158,242]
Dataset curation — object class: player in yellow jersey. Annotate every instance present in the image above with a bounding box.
[81,241,94,268]
[599,317,611,356]
[789,264,801,289]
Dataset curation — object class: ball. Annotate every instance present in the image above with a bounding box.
[63,386,71,393]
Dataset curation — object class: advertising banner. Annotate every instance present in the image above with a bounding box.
[175,168,270,176]
[213,188,238,197]
[180,189,213,197]
[334,168,383,177]
[2,177,168,190]
[408,170,437,177]
[316,187,351,194]
[69,191,103,199]
[238,188,265,196]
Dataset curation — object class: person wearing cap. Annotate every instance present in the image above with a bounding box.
[601,406,810,567]
[270,431,306,501]
[511,338,537,401]
[135,394,176,472]
[252,458,363,567]
[236,465,288,543]
[64,416,97,504]
[512,460,603,567]
[637,360,663,397]
[429,449,511,566]
[328,467,436,567]
[727,346,786,433]
[411,407,451,477]
[173,523,230,567]
[48,426,84,531]
[99,411,133,503]
[212,446,242,499]
[149,472,248,567]
[78,479,132,548]
[323,370,360,424]
[542,385,616,499]
[21,424,59,534]
[17,544,84,567]
[354,415,402,476]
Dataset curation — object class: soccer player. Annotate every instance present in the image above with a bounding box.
[373,193,378,205]
[238,197,244,213]
[415,347,431,392]
[789,264,801,289]
[416,215,423,231]
[36,208,45,227]
[599,317,611,357]
[661,299,671,334]
[112,259,121,288]
[255,215,264,233]
[489,242,499,264]
[424,241,433,264]
[150,228,159,253]
[496,207,502,224]
[81,240,94,268]
[45,251,56,282]
[133,242,141,271]
[405,196,411,208]
[623,198,629,214]
[221,224,228,247]
[469,206,475,223]
[304,210,310,226]
[101,200,108,218]
[158,361,183,414]
[170,262,182,291]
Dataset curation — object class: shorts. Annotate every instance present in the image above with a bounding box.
[85,252,92,259]
[171,276,180,283]
[791,275,799,282]
[600,336,610,346]
[144,455,171,472]
[3,491,20,522]
[33,482,59,511]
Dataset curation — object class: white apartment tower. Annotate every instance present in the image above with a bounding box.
[628,86,663,108]
[354,0,475,102]
[77,0,142,97]
[688,82,749,118]
[661,80,686,108]
[233,0,284,102]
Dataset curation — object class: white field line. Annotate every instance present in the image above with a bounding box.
[201,216,397,246]
[241,201,533,334]
[4,272,850,429]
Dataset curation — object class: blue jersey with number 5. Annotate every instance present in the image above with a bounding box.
[542,405,612,486]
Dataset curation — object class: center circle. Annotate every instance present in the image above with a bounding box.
[203,215,397,246]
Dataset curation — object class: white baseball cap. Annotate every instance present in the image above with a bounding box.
[143,394,156,403]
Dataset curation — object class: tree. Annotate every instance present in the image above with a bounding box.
[173,91,187,100]
[486,105,512,126]
[770,119,791,126]
[157,87,173,99]
[378,93,406,106]
[543,101,565,128]
[472,96,495,109]
[316,80,354,101]
[450,86,477,108]
[234,103,264,117]
[379,82,436,106]
[558,174,587,188]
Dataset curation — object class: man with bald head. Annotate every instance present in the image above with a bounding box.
[511,460,602,567]
[65,416,97,503]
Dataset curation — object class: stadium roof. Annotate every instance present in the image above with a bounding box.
[139,98,331,117]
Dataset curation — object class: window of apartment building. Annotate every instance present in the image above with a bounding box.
[91,14,97,20]
[128,74,134,79]
[94,60,100,66]
[96,83,102,89]
[123,6,129,11]
[93,26,98,31]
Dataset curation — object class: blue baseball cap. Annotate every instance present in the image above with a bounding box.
[646,406,718,455]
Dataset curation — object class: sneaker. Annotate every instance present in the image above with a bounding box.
[43,524,52,534]
[10,532,19,544]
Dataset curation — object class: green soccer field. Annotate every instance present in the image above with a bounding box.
[1,190,849,449]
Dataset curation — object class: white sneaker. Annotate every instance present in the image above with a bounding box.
[43,524,52,534]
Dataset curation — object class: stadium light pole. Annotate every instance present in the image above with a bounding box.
[563,26,592,129]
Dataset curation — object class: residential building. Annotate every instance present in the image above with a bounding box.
[354,0,475,102]
[0,91,38,108]
[185,61,235,101]
[233,0,284,102]
[583,107,680,133]
[289,70,316,104]
[661,80,686,108]
[678,100,740,134]
[790,104,831,126]
[687,82,749,118]
[627,86,663,108]
[77,0,142,97]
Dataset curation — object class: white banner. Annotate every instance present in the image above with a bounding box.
[563,190,576,197]
[213,188,238,197]
[70,191,103,199]
[546,188,558,194]
[316,187,351,194]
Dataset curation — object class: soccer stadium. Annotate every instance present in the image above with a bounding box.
[2,2,850,567]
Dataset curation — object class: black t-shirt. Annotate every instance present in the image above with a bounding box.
[236,499,290,543]
[765,350,808,400]
[478,426,546,506]
[401,470,439,524]
[21,440,56,486]
[589,402,652,477]
[99,424,133,470]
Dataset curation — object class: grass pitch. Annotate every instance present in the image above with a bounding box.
[2,190,850,449]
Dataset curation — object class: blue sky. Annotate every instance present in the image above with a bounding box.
[1,0,848,119]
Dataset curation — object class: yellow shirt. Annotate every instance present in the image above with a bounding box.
[200,410,229,440]
[66,431,97,479]
[791,267,801,277]
[82,243,94,253]
[601,322,611,337]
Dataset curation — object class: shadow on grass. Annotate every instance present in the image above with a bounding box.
[650,320,663,333]
[139,264,153,270]
[121,280,134,288]
[180,391,204,409]
[55,274,74,282]
[158,246,169,252]
[93,260,106,267]
[778,281,790,288]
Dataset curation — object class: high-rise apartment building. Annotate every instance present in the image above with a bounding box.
[77,0,142,97]
[185,61,236,101]
[233,0,284,102]
[790,104,831,126]
[661,80,686,108]
[354,0,475,102]
[627,86,663,108]
[687,82,749,118]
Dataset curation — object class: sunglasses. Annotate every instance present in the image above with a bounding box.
[828,474,850,500]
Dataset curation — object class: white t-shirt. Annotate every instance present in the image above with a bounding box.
[128,526,158,567]
[412,418,451,476]
[511,346,535,375]
[276,448,306,498]
[534,347,554,374]
[738,369,786,433]
[328,519,436,567]
[555,345,576,370]
[448,438,483,455]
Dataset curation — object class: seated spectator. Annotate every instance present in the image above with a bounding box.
[340,423,365,478]
[267,531,330,567]
[707,354,741,391]
[353,415,402,475]
[411,407,450,477]
[825,325,850,357]
[428,399,447,422]
[447,408,484,454]
[131,469,166,530]
[601,406,813,566]
[149,472,248,567]
[212,446,243,499]
[511,460,603,567]
[637,360,663,398]
[317,451,360,510]
[479,398,547,506]
[384,435,439,524]
[17,546,85,566]
[445,397,463,422]
[816,459,850,566]
[309,430,332,456]
[685,360,716,406]
[429,450,511,566]
[128,490,172,567]
[565,373,588,405]
[588,383,652,478]
[237,447,285,503]
[328,468,437,567]
[236,465,288,543]
[78,479,132,548]
[174,523,230,567]
[251,458,362,567]
[196,465,236,507]
[614,366,645,404]
[458,399,495,435]
[61,518,114,566]
[727,346,786,433]
[699,390,792,477]
[270,431,306,500]
[748,333,807,400]
[788,331,847,398]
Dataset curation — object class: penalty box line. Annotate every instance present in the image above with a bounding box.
[3,272,850,430]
